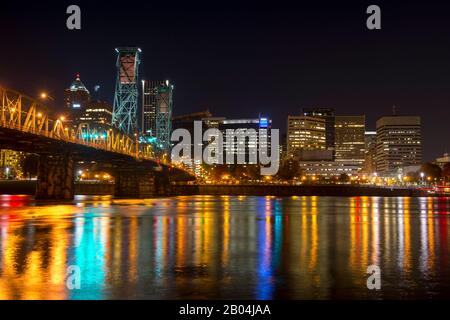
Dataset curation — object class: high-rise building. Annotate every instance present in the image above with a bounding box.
[141,80,174,153]
[0,149,24,179]
[172,111,213,173]
[64,74,113,127]
[335,116,365,169]
[218,116,272,165]
[364,131,377,174]
[287,116,326,158]
[141,80,166,137]
[64,74,91,120]
[78,100,113,125]
[302,108,335,151]
[375,116,422,173]
[172,113,272,173]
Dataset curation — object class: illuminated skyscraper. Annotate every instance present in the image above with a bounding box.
[335,116,365,168]
[64,73,91,121]
[172,111,212,173]
[141,80,166,137]
[364,131,377,174]
[141,80,174,154]
[302,108,335,151]
[376,116,422,173]
[79,100,113,125]
[219,116,272,165]
[287,116,326,157]
[0,149,24,179]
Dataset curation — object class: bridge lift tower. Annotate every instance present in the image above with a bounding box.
[155,80,174,154]
[112,47,141,135]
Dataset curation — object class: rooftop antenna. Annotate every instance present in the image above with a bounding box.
[94,85,100,101]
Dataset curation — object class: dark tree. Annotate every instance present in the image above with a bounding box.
[338,173,350,183]
[420,162,442,180]
[21,154,39,180]
[277,159,301,181]
[211,164,229,181]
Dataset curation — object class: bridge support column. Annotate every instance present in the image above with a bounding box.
[114,168,156,198]
[36,153,74,200]
[154,170,172,196]
[114,167,173,198]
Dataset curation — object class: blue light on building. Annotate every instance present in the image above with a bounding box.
[259,117,268,128]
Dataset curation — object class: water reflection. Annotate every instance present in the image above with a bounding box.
[0,195,449,299]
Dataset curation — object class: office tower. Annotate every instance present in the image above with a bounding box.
[172,113,271,173]
[79,100,113,125]
[65,73,91,121]
[302,108,335,150]
[172,111,213,173]
[0,150,24,179]
[287,116,326,158]
[218,116,272,165]
[335,116,365,169]
[141,80,166,137]
[376,116,422,173]
[364,131,377,174]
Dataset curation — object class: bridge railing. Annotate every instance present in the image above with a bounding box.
[0,87,154,160]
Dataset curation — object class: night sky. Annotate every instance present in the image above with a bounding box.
[1,0,450,160]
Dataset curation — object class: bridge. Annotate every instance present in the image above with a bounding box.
[0,87,193,199]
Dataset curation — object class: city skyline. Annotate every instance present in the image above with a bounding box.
[1,1,450,161]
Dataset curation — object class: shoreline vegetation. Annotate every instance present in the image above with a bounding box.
[0,180,442,198]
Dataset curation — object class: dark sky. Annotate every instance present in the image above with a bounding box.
[1,0,450,160]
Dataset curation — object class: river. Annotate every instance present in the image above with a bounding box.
[0,195,449,299]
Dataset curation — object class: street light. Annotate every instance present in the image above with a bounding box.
[40,92,54,101]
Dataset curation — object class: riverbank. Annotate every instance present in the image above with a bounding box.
[172,184,430,197]
[0,180,37,195]
[0,180,436,197]
[0,180,115,195]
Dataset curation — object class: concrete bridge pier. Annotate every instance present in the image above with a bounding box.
[154,169,172,196]
[115,168,155,198]
[36,153,74,200]
[114,167,173,198]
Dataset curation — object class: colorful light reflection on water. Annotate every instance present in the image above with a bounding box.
[0,195,449,299]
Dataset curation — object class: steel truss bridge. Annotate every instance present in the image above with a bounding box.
[0,87,192,199]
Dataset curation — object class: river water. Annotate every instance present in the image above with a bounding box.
[0,195,449,299]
